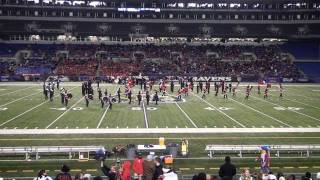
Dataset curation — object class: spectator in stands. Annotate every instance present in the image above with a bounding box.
[317,172,320,180]
[119,161,131,180]
[197,172,207,180]
[153,156,163,180]
[55,164,72,180]
[267,172,277,180]
[161,167,178,180]
[143,155,156,180]
[133,153,144,179]
[74,172,84,180]
[192,174,199,180]
[239,169,253,180]
[288,174,296,180]
[36,169,53,180]
[93,176,103,180]
[207,175,216,180]
[302,172,312,180]
[74,172,91,180]
[100,161,118,180]
[218,156,236,180]
[252,173,263,180]
[277,172,285,180]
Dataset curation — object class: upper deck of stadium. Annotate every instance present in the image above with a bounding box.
[1,0,320,39]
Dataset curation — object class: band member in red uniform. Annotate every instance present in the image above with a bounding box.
[232,87,237,97]
[183,87,189,96]
[161,82,167,96]
[189,81,194,92]
[223,87,228,99]
[128,78,134,88]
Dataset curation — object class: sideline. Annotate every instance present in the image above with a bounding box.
[0,128,320,135]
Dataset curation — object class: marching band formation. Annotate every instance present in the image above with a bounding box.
[42,78,284,109]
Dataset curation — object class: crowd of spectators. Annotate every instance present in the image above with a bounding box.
[33,156,320,180]
[55,58,98,76]
[0,43,303,80]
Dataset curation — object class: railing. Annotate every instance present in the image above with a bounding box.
[205,144,320,158]
[0,146,105,160]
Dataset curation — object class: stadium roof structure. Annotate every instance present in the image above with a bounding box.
[0,0,320,40]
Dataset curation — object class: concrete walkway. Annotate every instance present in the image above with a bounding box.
[0,128,320,135]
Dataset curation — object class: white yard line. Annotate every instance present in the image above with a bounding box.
[249,94,320,123]
[0,87,78,127]
[97,106,110,128]
[142,96,149,128]
[175,102,198,128]
[0,101,49,127]
[0,86,33,97]
[285,93,315,101]
[229,98,292,127]
[45,96,84,129]
[0,128,320,134]
[285,98,320,110]
[191,92,246,128]
[0,91,41,107]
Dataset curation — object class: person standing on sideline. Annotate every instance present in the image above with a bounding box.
[219,156,236,180]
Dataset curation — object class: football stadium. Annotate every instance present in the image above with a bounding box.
[0,0,320,179]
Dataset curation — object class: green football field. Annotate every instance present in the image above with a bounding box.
[0,82,320,177]
[0,82,319,129]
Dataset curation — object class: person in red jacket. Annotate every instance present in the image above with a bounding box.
[133,154,144,179]
[119,160,131,180]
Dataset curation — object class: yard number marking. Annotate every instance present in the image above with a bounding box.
[204,107,233,111]
[131,107,157,111]
[274,107,303,111]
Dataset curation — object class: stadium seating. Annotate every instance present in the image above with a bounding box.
[0,43,313,82]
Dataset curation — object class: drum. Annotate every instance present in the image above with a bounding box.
[88,94,93,100]
[102,96,109,102]
[67,93,73,99]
